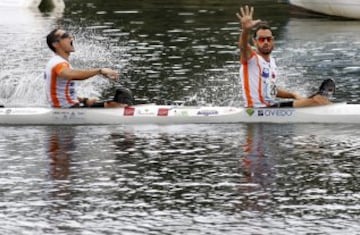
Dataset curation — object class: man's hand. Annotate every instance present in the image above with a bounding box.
[237,5,261,63]
[236,5,261,31]
[100,68,120,80]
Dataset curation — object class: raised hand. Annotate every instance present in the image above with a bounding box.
[236,5,261,30]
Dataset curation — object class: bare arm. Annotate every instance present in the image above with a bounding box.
[59,67,119,81]
[277,88,304,100]
[236,6,261,63]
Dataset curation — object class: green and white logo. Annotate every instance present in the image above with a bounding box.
[246,109,254,116]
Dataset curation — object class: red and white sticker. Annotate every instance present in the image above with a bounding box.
[157,108,169,116]
[124,107,135,116]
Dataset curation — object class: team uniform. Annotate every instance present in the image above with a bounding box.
[240,51,278,108]
[44,55,78,108]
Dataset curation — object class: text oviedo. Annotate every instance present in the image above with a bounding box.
[257,109,294,117]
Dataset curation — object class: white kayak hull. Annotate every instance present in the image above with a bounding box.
[289,0,360,19]
[0,0,64,9]
[0,103,359,125]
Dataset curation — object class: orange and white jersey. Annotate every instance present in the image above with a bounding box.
[44,55,78,108]
[240,51,277,108]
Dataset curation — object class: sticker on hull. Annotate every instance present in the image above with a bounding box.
[124,107,135,116]
[257,109,294,117]
[157,108,169,116]
[197,110,219,116]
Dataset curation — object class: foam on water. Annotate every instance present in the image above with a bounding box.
[0,8,130,106]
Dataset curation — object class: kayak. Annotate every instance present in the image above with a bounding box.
[289,0,360,19]
[0,103,359,125]
[0,0,65,9]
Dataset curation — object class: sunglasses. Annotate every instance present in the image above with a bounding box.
[255,36,274,43]
[55,32,73,42]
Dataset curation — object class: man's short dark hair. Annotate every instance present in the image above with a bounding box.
[46,29,59,52]
[253,22,272,39]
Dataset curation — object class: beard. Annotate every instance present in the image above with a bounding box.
[258,46,273,55]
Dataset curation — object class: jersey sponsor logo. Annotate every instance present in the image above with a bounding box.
[262,68,270,79]
[157,108,169,116]
[124,107,135,116]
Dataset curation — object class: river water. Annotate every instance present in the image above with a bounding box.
[1,0,360,234]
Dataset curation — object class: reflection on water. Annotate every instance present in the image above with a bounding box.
[0,124,360,234]
[46,127,76,180]
[241,125,274,187]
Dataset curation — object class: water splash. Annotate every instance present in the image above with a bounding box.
[0,73,47,107]
[190,67,243,106]
[68,30,131,99]
[0,25,130,106]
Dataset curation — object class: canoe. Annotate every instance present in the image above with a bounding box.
[0,103,359,125]
[289,0,360,20]
[0,0,64,9]
[0,0,41,8]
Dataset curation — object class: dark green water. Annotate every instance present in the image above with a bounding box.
[0,0,360,234]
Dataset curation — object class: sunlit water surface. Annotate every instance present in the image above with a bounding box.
[0,0,360,234]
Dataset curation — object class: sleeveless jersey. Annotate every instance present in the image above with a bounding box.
[44,55,78,108]
[240,52,277,108]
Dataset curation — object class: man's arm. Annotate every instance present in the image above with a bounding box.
[236,6,261,63]
[59,67,119,81]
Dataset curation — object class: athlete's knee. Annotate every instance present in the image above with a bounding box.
[312,95,331,105]
[113,87,133,105]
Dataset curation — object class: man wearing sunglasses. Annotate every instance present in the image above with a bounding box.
[236,6,330,108]
[45,28,130,108]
